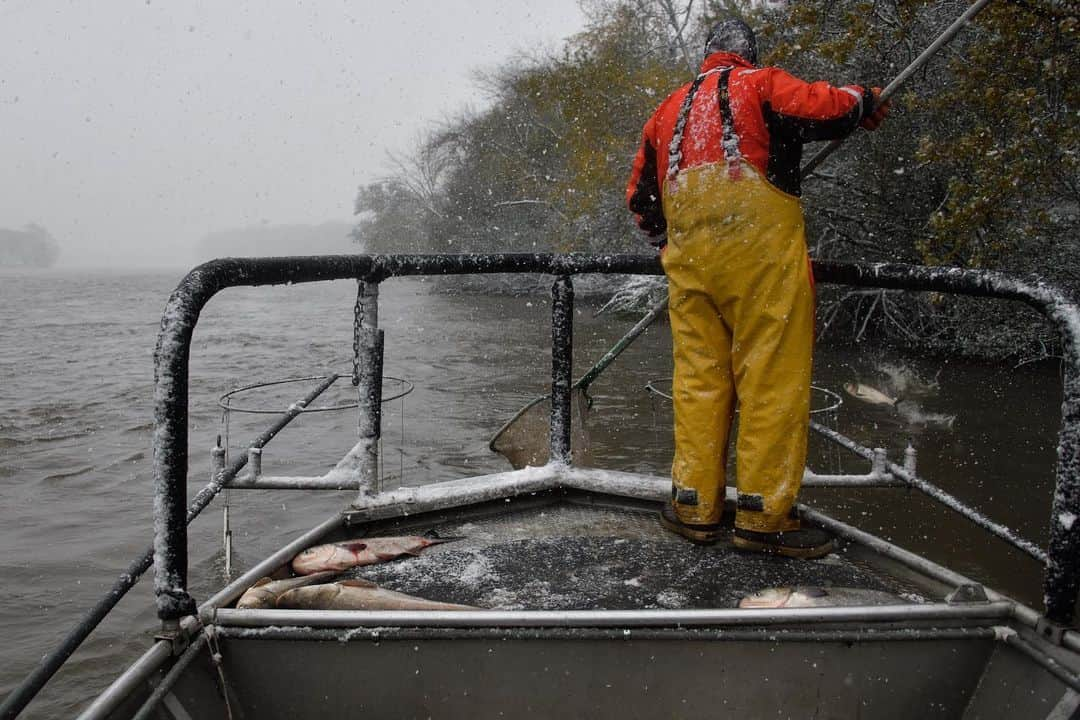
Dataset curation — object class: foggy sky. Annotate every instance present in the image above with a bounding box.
[0,0,586,268]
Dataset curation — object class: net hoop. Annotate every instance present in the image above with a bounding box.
[644,379,843,416]
[218,373,414,414]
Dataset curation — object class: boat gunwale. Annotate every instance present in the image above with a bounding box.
[211,601,1016,629]
[210,624,1002,644]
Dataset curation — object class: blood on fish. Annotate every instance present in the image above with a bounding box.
[291,532,462,575]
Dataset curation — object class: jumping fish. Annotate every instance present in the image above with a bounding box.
[738,586,909,609]
[275,579,478,611]
[845,382,956,428]
[236,571,338,610]
[291,531,461,575]
[843,382,898,407]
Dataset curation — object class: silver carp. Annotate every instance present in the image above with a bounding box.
[276,579,477,611]
[845,381,956,428]
[236,571,338,609]
[291,532,461,575]
[843,382,898,406]
[738,586,909,609]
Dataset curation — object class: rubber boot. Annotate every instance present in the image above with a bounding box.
[659,503,725,544]
[732,526,836,559]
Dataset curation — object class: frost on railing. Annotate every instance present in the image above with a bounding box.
[148,255,1080,628]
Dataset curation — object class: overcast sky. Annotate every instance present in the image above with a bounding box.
[0,0,587,267]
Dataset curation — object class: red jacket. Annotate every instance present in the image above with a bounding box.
[627,52,874,238]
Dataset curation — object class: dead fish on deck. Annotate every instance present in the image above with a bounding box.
[291,531,462,575]
[236,571,338,609]
[843,382,898,407]
[738,586,909,609]
[276,579,477,611]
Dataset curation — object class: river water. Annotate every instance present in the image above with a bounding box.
[0,267,1063,717]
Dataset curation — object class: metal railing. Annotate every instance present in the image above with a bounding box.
[807,420,1048,562]
[149,255,1080,624]
[5,252,1080,720]
[148,255,1080,626]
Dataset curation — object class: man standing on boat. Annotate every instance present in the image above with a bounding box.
[626,18,889,558]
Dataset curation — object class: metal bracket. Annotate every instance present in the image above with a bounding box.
[946,584,990,604]
[1036,616,1068,646]
[154,621,192,657]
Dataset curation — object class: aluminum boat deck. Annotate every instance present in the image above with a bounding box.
[334,498,917,611]
[111,484,1074,720]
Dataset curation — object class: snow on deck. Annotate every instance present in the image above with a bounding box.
[343,502,918,611]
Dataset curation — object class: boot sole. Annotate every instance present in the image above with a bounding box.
[732,533,836,559]
[659,512,724,545]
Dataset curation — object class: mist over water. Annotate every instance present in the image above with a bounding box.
[0,1,586,269]
[0,268,1063,716]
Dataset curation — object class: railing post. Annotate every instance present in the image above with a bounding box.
[153,352,198,626]
[904,444,917,475]
[871,448,887,477]
[550,275,574,465]
[355,280,383,495]
[1045,340,1080,625]
[246,447,262,477]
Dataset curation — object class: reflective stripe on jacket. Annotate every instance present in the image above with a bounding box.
[626,51,875,239]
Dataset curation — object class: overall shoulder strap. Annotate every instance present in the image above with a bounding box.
[666,67,726,181]
[715,66,743,179]
[667,67,744,181]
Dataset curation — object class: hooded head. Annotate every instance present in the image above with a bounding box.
[702,17,757,65]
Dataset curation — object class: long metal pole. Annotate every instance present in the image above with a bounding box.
[574,295,669,391]
[0,375,339,720]
[801,0,995,178]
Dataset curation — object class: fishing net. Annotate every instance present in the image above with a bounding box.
[489,297,669,470]
[489,389,592,470]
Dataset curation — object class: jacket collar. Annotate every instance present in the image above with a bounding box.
[699,51,755,74]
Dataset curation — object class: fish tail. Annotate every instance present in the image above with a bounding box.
[423,530,466,544]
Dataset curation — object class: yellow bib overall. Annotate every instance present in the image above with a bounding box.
[661,160,814,533]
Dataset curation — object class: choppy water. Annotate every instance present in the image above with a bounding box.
[0,267,1063,717]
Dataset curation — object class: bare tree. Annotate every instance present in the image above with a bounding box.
[385,133,457,221]
[635,0,699,73]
